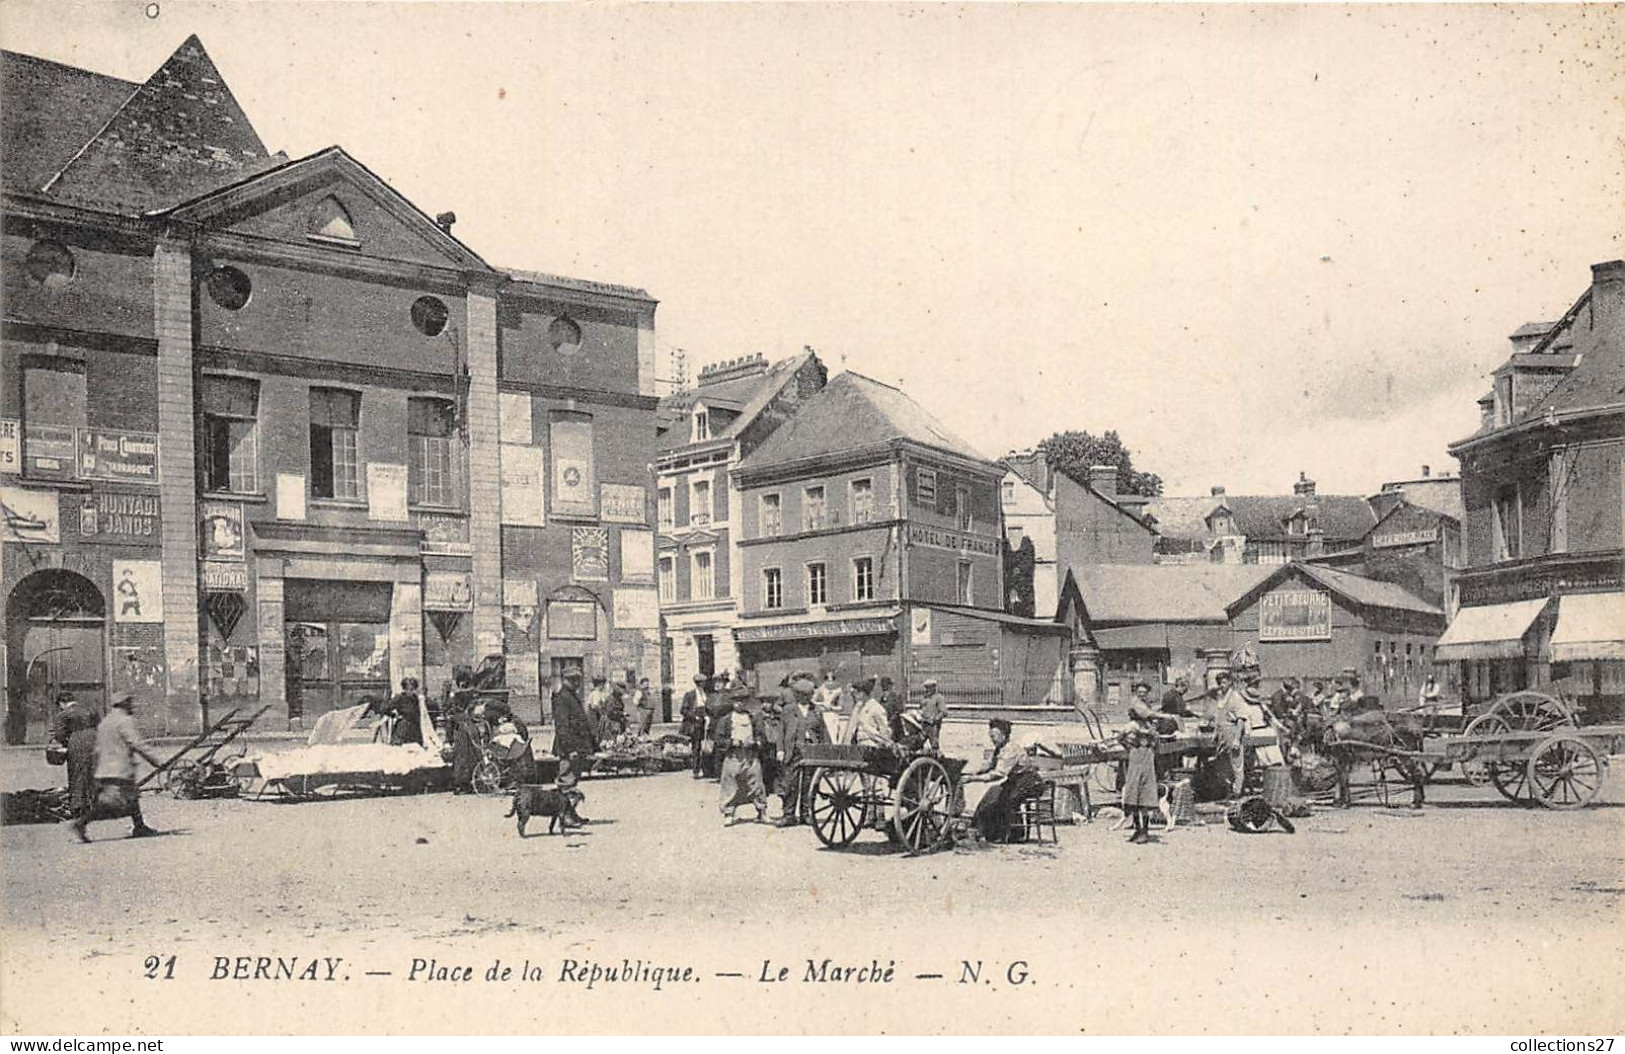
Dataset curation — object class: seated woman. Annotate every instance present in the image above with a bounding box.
[961,719,1044,843]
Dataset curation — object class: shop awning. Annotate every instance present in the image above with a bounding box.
[1434,597,1549,660]
[734,608,899,644]
[1550,592,1625,662]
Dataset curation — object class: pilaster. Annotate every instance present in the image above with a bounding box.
[154,239,200,726]
[465,289,504,659]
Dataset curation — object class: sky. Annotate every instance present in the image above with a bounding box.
[4,2,1621,495]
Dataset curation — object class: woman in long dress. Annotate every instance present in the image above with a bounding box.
[1119,700,1160,844]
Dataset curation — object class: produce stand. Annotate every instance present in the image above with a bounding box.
[238,699,448,801]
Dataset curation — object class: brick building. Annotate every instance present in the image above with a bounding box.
[1439,260,1625,721]
[1,38,660,741]
[652,349,826,690]
[730,372,1070,707]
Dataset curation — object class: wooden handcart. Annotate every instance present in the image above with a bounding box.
[140,705,272,799]
[796,743,968,855]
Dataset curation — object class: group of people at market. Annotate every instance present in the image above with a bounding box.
[1113,651,1382,844]
[676,669,1026,841]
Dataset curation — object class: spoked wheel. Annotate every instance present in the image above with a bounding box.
[471,758,506,796]
[1487,759,1533,804]
[1459,714,1511,787]
[892,757,955,855]
[1490,691,1576,733]
[1527,734,1604,811]
[809,768,866,848]
[164,758,201,798]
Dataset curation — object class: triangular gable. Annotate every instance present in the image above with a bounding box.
[1225,562,1322,617]
[43,35,278,213]
[164,147,490,272]
[1365,498,1453,540]
[1056,570,1095,643]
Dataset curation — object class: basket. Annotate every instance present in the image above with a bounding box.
[1168,778,1196,825]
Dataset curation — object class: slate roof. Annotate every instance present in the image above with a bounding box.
[14,36,283,214]
[736,371,987,471]
[657,350,818,452]
[1519,287,1624,422]
[1276,563,1442,616]
[1141,493,1376,543]
[1072,564,1275,623]
[1,50,137,194]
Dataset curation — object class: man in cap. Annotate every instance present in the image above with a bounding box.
[679,674,711,777]
[71,694,161,842]
[718,685,770,824]
[775,673,829,826]
[843,676,893,748]
[551,669,598,762]
[919,679,947,752]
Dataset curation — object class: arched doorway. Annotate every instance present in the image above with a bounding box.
[5,569,106,744]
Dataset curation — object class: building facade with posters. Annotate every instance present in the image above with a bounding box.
[1439,260,1625,722]
[730,372,1067,707]
[1063,560,1443,720]
[1,38,659,740]
[651,350,827,691]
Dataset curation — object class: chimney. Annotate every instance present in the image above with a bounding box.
[1590,259,1625,331]
[1089,464,1119,500]
[434,211,457,234]
[1421,465,1430,478]
[1293,471,1317,497]
[1211,485,1226,497]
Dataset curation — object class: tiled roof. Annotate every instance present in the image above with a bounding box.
[1141,493,1375,543]
[1,50,137,194]
[1073,564,1275,623]
[1517,296,1624,421]
[737,371,987,471]
[35,36,280,214]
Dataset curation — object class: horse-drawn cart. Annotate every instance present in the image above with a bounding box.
[1422,691,1621,810]
[796,743,968,855]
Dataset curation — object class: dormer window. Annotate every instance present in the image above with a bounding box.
[693,406,710,442]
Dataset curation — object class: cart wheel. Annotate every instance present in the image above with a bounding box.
[1527,734,1604,811]
[809,768,866,848]
[892,757,954,855]
[165,758,201,798]
[1487,760,1533,805]
[1459,713,1511,786]
[1490,691,1576,733]
[471,758,505,796]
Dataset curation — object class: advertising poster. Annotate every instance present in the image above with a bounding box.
[0,486,60,544]
[420,513,472,555]
[571,526,609,582]
[612,587,660,630]
[619,528,655,582]
[22,423,75,480]
[423,571,474,612]
[0,419,18,473]
[600,483,647,524]
[499,444,545,526]
[502,577,539,649]
[550,419,596,517]
[546,598,598,640]
[79,491,160,544]
[499,391,532,444]
[367,462,409,522]
[1259,590,1333,642]
[199,500,245,560]
[110,559,163,623]
[77,428,159,484]
[276,473,306,521]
